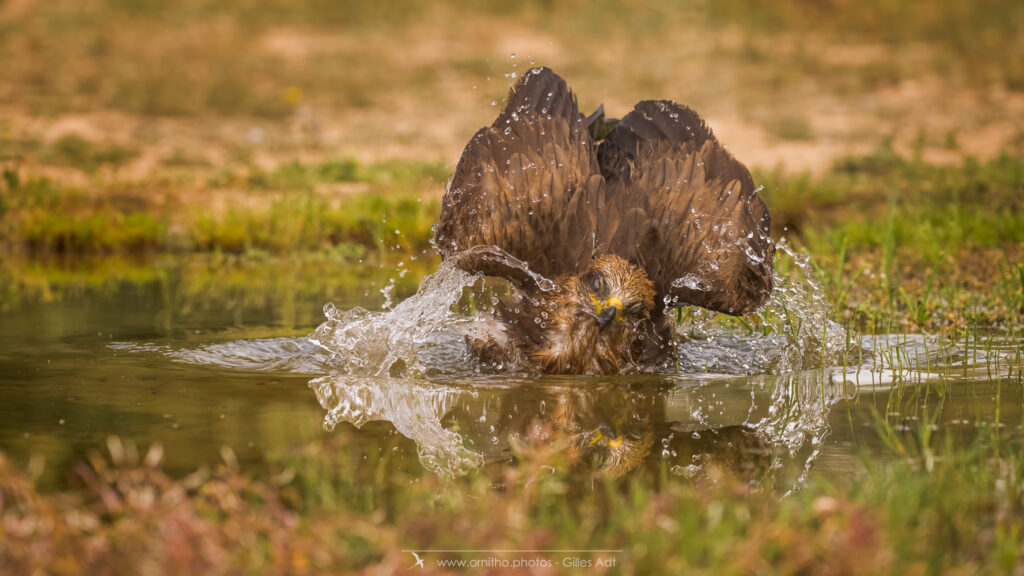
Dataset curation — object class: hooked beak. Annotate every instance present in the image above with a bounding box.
[598,306,617,331]
[589,424,624,448]
[591,294,623,331]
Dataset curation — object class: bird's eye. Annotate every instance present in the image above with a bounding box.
[625,302,644,317]
[590,275,604,292]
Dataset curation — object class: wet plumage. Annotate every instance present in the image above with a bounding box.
[436,67,774,374]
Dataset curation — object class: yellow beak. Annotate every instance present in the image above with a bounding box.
[589,294,623,318]
[589,427,624,448]
[590,294,623,330]
[605,295,623,312]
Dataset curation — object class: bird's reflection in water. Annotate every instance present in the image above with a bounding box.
[448,382,772,483]
[310,375,784,484]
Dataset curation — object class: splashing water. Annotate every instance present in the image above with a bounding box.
[308,261,480,377]
[308,240,845,379]
[126,243,877,486]
[310,376,484,479]
[674,240,847,375]
[290,242,854,485]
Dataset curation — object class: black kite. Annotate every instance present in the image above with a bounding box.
[436,67,773,375]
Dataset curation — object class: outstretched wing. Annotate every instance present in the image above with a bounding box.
[435,67,604,285]
[596,101,774,315]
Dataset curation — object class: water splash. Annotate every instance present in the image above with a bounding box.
[672,273,713,292]
[308,260,480,377]
[309,375,484,479]
[674,240,847,375]
[306,370,856,487]
[122,241,847,382]
[118,242,895,487]
[114,276,1017,490]
[744,370,852,494]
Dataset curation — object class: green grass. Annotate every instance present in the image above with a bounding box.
[2,141,1022,333]
[757,146,1024,331]
[0,251,436,319]
[0,154,445,256]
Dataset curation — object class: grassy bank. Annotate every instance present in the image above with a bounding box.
[0,252,435,318]
[3,0,1022,178]
[1,418,1021,575]
[3,146,1021,330]
[759,146,1024,331]
[0,155,445,255]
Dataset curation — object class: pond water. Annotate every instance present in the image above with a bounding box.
[0,253,1021,492]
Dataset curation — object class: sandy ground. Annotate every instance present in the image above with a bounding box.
[3,20,1023,186]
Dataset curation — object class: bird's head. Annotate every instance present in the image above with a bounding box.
[576,254,656,333]
[536,254,658,374]
[576,421,654,478]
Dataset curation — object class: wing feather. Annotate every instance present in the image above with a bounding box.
[597,100,774,315]
[435,68,601,284]
[437,71,773,315]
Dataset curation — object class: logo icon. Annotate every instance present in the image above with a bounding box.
[408,551,425,570]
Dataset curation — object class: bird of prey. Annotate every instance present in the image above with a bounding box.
[435,67,773,375]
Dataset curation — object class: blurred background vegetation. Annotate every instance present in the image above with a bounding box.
[0,0,1022,322]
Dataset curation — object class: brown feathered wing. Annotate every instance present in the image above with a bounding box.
[437,70,774,315]
[596,100,774,315]
[435,67,603,287]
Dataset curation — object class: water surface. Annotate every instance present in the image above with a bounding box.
[1,254,1020,493]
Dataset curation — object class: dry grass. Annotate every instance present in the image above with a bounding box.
[1,0,1023,175]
